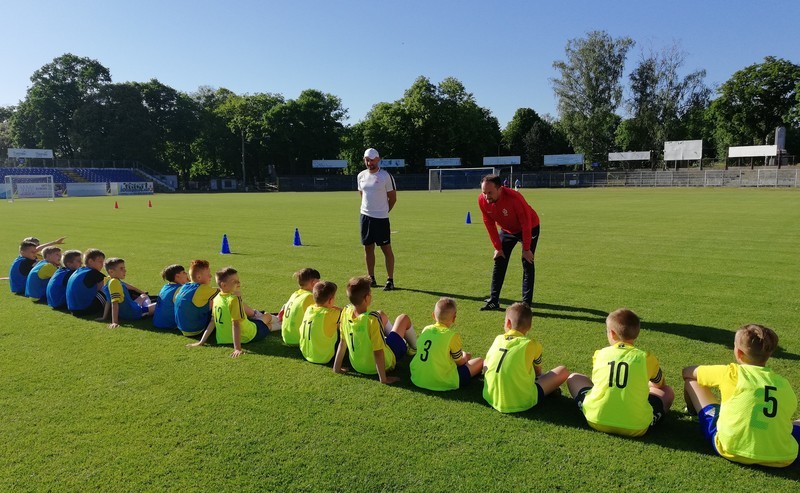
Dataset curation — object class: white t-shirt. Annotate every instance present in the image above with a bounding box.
[357,168,396,219]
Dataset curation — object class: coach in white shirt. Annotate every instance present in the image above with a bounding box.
[357,148,397,291]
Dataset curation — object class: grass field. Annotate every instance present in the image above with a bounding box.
[1,188,799,492]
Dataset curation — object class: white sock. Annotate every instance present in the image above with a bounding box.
[405,325,417,349]
[382,320,393,337]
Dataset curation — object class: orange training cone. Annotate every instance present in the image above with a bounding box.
[114,201,119,209]
[148,200,152,208]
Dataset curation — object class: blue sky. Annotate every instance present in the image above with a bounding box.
[2,1,798,127]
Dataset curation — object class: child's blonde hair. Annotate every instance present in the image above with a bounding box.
[735,324,778,365]
[62,250,82,266]
[434,297,457,323]
[606,308,640,341]
[506,302,532,331]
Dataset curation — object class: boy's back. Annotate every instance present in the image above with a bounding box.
[9,256,37,294]
[174,282,218,335]
[299,304,341,364]
[698,363,798,465]
[25,260,57,299]
[153,283,181,329]
[410,323,462,391]
[103,277,143,321]
[340,304,395,374]
[47,267,74,308]
[213,292,258,344]
[483,331,543,413]
[582,343,660,435]
[282,288,314,345]
[66,266,105,311]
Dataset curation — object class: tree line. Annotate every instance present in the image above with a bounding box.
[1,31,798,186]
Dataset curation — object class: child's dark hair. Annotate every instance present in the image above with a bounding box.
[607,308,640,341]
[506,302,533,331]
[62,250,82,266]
[19,241,37,253]
[313,281,337,305]
[736,324,779,365]
[294,268,321,286]
[83,248,105,264]
[161,264,186,282]
[346,276,372,305]
[104,257,125,271]
[216,266,237,284]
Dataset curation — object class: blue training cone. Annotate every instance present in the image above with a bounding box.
[293,228,302,246]
[220,234,231,254]
[466,212,472,224]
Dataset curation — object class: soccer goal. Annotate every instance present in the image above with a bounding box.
[428,167,496,191]
[4,175,55,202]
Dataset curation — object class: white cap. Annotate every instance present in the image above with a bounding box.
[364,148,380,159]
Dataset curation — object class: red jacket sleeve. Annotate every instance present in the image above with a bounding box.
[511,192,533,250]
[478,195,502,251]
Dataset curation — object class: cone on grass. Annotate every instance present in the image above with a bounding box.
[293,228,302,246]
[466,212,471,224]
[148,200,152,208]
[114,201,119,209]
[220,234,231,254]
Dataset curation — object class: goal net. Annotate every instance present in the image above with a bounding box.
[4,175,55,202]
[429,167,497,191]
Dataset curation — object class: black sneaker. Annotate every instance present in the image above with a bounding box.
[383,279,394,291]
[369,276,378,287]
[480,299,501,311]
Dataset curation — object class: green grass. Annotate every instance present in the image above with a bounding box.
[1,188,799,491]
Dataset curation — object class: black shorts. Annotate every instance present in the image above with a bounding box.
[360,214,391,246]
[70,292,106,317]
[575,387,666,428]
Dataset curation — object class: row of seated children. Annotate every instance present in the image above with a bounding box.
[275,270,799,469]
[8,245,800,468]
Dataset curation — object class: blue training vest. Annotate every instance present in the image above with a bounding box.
[152,283,181,329]
[25,260,51,299]
[66,267,101,311]
[174,283,212,334]
[47,267,74,309]
[9,256,35,294]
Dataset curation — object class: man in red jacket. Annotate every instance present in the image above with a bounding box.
[477,175,540,311]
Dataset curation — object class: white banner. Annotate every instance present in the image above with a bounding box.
[483,156,521,166]
[609,151,651,162]
[727,145,778,158]
[426,158,461,167]
[17,183,52,198]
[7,148,54,159]
[111,182,153,195]
[664,140,702,161]
[544,154,584,166]
[312,160,347,169]
[380,159,405,168]
[67,183,108,197]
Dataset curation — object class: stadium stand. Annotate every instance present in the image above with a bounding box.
[0,167,148,185]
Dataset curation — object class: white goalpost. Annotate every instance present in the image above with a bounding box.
[4,175,56,202]
[428,167,497,191]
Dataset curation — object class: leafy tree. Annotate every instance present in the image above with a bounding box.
[11,53,111,157]
[618,45,710,154]
[502,109,572,167]
[552,31,633,164]
[712,56,800,156]
[190,87,241,179]
[0,106,15,160]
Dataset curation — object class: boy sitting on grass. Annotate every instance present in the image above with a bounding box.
[152,264,189,330]
[483,302,568,412]
[299,281,342,365]
[333,275,417,384]
[66,249,107,317]
[101,257,157,328]
[567,308,674,437]
[25,246,62,301]
[188,267,279,358]
[280,268,320,346]
[411,297,484,391]
[175,260,219,337]
[47,249,82,309]
[9,241,38,294]
[683,324,799,468]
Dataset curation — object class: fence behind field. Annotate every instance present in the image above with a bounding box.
[515,169,799,189]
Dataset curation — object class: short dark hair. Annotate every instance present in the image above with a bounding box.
[346,276,372,305]
[104,257,125,271]
[216,266,238,284]
[83,248,105,264]
[41,246,62,258]
[295,268,321,285]
[62,250,82,266]
[736,324,778,365]
[161,264,186,282]
[481,174,502,187]
[19,241,37,253]
[313,281,337,304]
